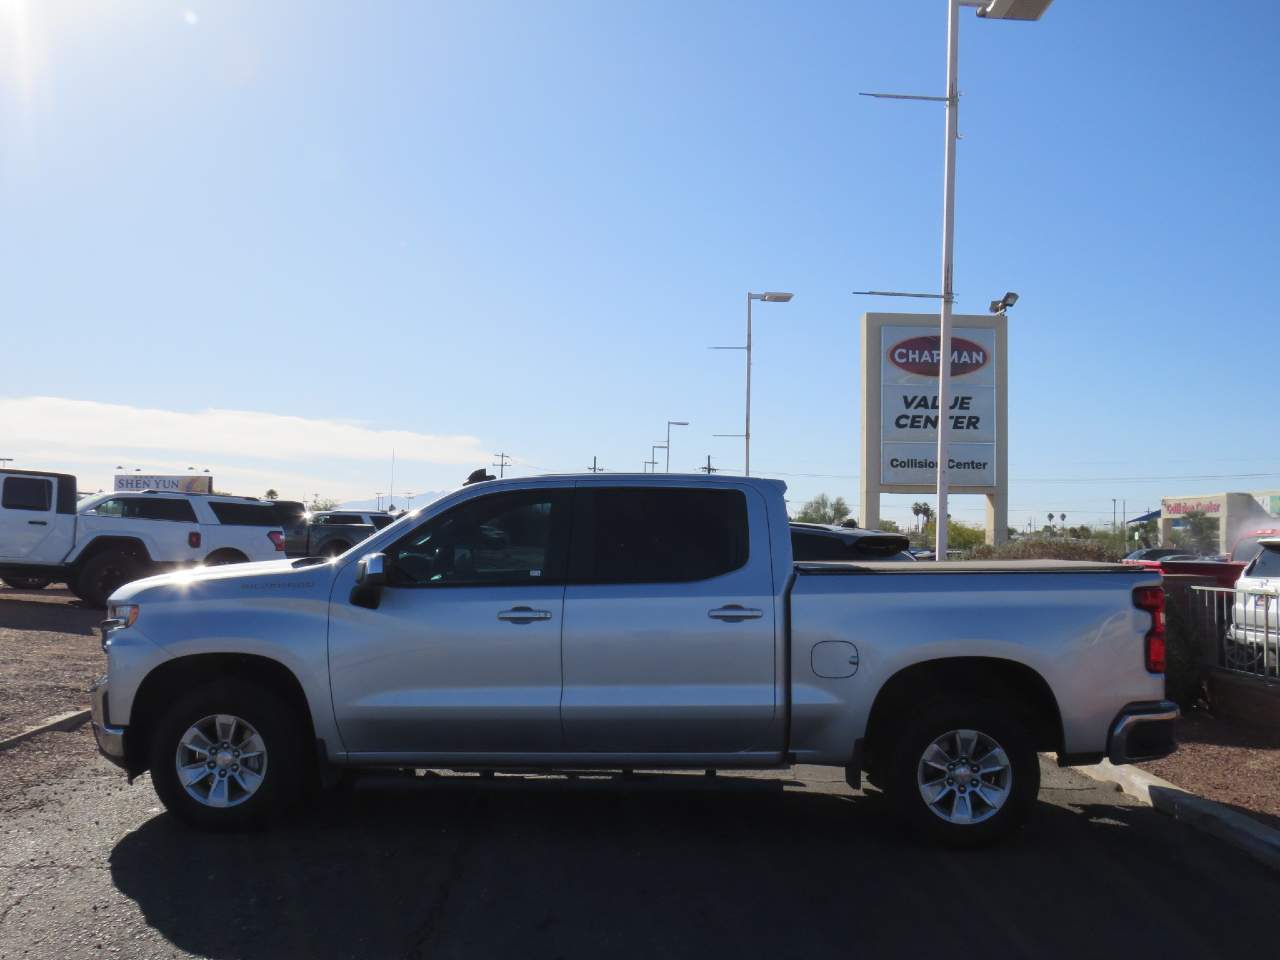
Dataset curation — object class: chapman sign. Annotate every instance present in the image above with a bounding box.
[114,474,213,494]
[859,312,1009,545]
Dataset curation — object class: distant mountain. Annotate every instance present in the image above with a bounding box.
[338,491,450,514]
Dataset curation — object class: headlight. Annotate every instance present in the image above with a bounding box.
[107,604,139,629]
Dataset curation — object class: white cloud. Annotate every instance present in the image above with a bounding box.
[0,396,490,502]
[1,396,487,465]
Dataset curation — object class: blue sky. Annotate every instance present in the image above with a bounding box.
[2,1,1277,528]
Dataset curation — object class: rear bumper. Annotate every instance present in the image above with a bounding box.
[89,675,128,770]
[1107,700,1179,765]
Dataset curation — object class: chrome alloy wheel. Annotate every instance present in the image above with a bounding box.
[175,714,268,808]
[916,728,1012,825]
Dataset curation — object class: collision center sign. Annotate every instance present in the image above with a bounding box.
[880,326,997,487]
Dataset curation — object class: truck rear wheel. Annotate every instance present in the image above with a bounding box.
[75,552,143,609]
[148,680,303,830]
[886,700,1038,847]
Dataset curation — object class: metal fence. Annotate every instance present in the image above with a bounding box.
[1190,585,1279,679]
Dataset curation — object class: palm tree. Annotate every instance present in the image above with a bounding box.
[911,501,924,532]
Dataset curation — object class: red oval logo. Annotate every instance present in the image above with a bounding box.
[887,335,988,377]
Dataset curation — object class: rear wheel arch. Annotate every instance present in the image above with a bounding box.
[862,657,1063,774]
[204,548,249,565]
[125,653,317,778]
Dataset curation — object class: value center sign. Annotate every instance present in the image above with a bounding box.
[859,312,1009,545]
[880,324,997,485]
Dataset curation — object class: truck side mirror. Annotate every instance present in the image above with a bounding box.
[356,552,387,586]
[351,552,388,609]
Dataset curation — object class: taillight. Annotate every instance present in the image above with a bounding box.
[268,530,285,552]
[188,532,201,548]
[1134,585,1166,673]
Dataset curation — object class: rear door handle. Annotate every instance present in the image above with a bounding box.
[28,520,47,526]
[708,604,764,623]
[497,606,552,624]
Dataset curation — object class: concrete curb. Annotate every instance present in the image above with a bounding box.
[0,709,91,752]
[1058,755,1280,873]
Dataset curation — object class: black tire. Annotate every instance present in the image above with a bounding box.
[1,576,51,590]
[204,549,249,566]
[886,700,1039,847]
[75,552,144,609]
[148,679,304,830]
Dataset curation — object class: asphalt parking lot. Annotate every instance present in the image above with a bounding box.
[1,590,1277,959]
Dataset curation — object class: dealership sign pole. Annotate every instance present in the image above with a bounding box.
[859,0,1054,557]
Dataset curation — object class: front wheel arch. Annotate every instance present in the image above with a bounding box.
[125,653,317,780]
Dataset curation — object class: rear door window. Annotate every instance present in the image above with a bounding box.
[570,488,749,584]
[1250,547,1280,578]
[130,498,198,522]
[2,477,52,511]
[370,515,394,530]
[207,502,281,526]
[324,514,365,525]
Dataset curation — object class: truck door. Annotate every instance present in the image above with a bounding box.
[0,474,75,564]
[328,488,571,757]
[560,484,782,758]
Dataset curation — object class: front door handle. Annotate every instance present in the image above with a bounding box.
[28,520,47,526]
[708,604,764,623]
[497,606,552,624]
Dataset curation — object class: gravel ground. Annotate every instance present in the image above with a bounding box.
[1139,707,1280,830]
[0,587,102,740]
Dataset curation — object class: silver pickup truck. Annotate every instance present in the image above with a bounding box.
[91,474,1177,845]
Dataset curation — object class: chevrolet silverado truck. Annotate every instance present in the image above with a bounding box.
[0,469,285,607]
[91,474,1177,845]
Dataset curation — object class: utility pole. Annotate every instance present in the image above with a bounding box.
[588,456,605,473]
[0,457,13,470]
[699,455,717,474]
[1112,498,1117,535]
[375,492,384,510]
[492,452,512,478]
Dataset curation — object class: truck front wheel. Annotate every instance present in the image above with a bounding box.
[148,680,303,830]
[886,701,1039,847]
[75,552,143,609]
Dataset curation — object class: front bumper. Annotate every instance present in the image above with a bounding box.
[89,675,128,770]
[1107,700,1179,765]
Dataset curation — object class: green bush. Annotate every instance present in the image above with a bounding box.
[969,539,1124,562]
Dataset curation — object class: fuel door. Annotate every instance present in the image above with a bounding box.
[811,640,859,679]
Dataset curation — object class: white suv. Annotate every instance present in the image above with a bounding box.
[1227,536,1279,673]
[0,470,285,607]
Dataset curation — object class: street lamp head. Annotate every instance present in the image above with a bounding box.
[989,291,1019,314]
[760,292,793,303]
[669,420,689,427]
[975,0,1054,20]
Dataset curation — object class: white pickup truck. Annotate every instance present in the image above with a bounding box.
[90,474,1177,845]
[0,469,286,607]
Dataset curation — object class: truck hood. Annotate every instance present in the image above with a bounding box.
[109,557,338,605]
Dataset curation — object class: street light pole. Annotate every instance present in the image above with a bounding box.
[721,289,788,478]
[665,421,689,472]
[933,0,963,562]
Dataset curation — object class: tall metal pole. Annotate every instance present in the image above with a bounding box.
[745,292,753,476]
[934,0,961,561]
